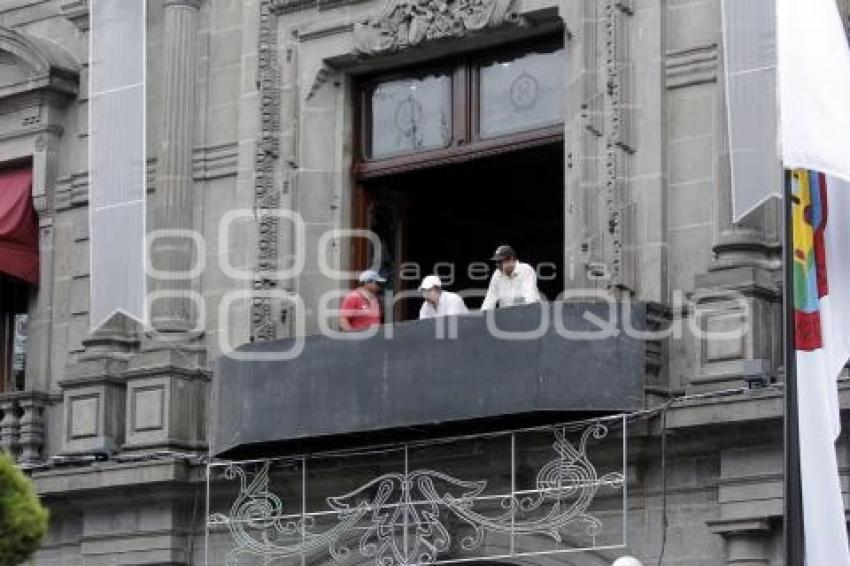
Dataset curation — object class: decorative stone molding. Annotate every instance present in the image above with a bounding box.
[191,142,239,180]
[580,0,603,137]
[60,0,89,32]
[353,0,521,56]
[272,0,316,14]
[306,64,333,101]
[251,0,284,342]
[163,0,202,8]
[665,44,719,90]
[0,27,79,99]
[707,518,773,565]
[602,0,635,293]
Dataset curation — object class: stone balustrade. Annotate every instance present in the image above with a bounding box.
[0,391,50,465]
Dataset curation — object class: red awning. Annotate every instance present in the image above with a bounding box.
[0,168,38,285]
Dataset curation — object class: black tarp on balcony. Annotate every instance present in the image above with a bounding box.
[212,302,646,458]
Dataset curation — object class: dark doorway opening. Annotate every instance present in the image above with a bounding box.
[363,142,564,319]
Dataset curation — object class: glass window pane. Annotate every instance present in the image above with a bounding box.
[479,44,566,138]
[13,313,26,391]
[370,72,452,159]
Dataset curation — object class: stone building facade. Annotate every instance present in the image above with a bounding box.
[0,0,847,564]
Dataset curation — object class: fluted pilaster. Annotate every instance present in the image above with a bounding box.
[150,0,200,331]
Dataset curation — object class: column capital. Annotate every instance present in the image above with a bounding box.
[707,517,772,538]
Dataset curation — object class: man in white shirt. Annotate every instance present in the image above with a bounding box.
[481,245,540,310]
[418,275,469,319]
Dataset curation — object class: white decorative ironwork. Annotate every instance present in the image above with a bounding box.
[208,420,626,566]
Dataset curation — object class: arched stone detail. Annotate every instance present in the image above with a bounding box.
[0,27,79,98]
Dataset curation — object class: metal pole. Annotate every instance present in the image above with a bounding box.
[784,169,805,565]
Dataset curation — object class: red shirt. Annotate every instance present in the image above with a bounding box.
[340,289,381,330]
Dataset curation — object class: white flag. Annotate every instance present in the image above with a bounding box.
[89,0,147,329]
[777,0,850,181]
[793,171,850,565]
[727,0,850,220]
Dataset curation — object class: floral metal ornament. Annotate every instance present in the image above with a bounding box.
[208,421,626,566]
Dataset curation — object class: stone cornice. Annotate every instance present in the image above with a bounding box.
[706,517,772,537]
[59,0,89,32]
[665,380,850,430]
[31,458,198,496]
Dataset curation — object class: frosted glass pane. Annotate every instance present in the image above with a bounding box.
[479,45,565,138]
[370,72,452,159]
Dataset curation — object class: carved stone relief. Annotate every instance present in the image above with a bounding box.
[353,0,521,55]
[252,0,283,342]
[603,0,634,292]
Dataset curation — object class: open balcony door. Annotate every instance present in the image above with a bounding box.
[351,183,411,322]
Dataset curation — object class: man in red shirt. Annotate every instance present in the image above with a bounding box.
[339,270,386,331]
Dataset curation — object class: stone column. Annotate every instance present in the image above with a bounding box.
[124,0,209,454]
[150,0,201,332]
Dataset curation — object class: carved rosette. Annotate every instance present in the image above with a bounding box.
[354,0,520,56]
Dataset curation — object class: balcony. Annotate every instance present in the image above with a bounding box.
[0,390,50,466]
[211,302,648,459]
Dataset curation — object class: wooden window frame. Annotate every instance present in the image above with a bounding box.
[354,34,566,180]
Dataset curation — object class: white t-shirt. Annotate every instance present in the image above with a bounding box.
[419,291,469,319]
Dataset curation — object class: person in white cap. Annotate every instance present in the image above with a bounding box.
[481,244,540,310]
[418,275,468,319]
[339,270,386,331]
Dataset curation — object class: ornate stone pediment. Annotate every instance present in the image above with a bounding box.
[353,0,520,56]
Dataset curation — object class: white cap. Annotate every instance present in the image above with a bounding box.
[612,558,643,566]
[358,270,386,284]
[418,275,442,291]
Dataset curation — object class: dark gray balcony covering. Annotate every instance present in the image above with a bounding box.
[212,302,646,458]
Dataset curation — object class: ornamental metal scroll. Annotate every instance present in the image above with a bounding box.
[206,417,627,566]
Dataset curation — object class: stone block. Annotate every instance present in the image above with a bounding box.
[667,135,714,184]
[123,371,208,451]
[702,311,747,363]
[61,382,125,455]
[667,87,715,141]
[71,240,90,278]
[69,276,89,316]
[666,0,719,53]
[68,394,98,439]
[668,180,714,229]
[208,66,241,107]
